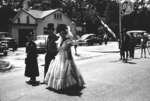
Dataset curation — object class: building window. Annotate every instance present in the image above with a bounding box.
[17,18,20,23]
[26,16,30,24]
[43,27,48,35]
[54,14,57,19]
[54,13,62,20]
[47,23,54,30]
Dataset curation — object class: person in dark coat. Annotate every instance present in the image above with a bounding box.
[120,30,130,63]
[44,24,58,78]
[25,32,39,84]
[140,33,148,58]
[123,33,130,62]
[129,33,136,59]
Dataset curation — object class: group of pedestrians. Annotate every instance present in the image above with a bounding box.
[24,24,85,93]
[119,30,149,63]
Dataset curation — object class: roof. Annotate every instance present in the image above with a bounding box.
[23,9,58,19]
[12,8,72,24]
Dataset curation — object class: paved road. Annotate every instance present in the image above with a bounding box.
[0,42,150,101]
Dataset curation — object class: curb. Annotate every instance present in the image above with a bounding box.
[0,60,13,72]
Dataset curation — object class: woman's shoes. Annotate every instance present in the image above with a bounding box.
[26,80,33,84]
[26,80,40,86]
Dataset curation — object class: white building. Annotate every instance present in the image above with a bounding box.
[11,9,76,47]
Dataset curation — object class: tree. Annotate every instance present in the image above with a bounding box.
[104,1,119,37]
[0,5,16,31]
[121,0,150,33]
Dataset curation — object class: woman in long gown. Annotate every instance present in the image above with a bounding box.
[44,25,85,91]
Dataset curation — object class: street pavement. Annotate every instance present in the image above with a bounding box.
[0,42,150,101]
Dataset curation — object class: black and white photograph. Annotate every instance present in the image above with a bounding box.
[0,0,150,101]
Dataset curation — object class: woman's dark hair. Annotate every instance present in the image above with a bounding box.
[56,24,67,33]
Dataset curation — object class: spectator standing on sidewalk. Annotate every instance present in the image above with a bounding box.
[129,33,136,59]
[119,29,130,63]
[103,33,108,45]
[74,40,78,55]
[140,33,148,58]
[25,32,39,84]
[73,35,80,55]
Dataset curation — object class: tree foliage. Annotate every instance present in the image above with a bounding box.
[1,0,150,35]
[121,0,150,33]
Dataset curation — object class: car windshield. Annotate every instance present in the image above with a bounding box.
[36,35,48,40]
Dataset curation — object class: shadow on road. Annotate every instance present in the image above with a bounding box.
[46,85,85,96]
[26,81,40,86]
[75,54,80,56]
[125,61,136,64]
[88,51,119,53]
[109,59,137,64]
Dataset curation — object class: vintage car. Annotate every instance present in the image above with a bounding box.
[0,32,17,51]
[34,35,48,53]
[0,37,17,51]
[0,41,8,56]
[126,30,148,47]
[0,32,9,55]
[77,34,103,46]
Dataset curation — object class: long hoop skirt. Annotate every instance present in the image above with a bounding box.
[44,48,84,90]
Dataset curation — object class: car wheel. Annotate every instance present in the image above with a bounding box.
[13,47,17,51]
[4,51,7,56]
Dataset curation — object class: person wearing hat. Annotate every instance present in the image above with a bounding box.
[25,32,39,84]
[128,33,136,59]
[140,32,148,58]
[44,24,58,78]
[44,24,85,92]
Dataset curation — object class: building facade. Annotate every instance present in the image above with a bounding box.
[11,9,76,47]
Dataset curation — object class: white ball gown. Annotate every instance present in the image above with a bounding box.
[44,39,85,91]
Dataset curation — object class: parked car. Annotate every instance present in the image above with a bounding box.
[126,30,147,47]
[0,32,8,38]
[77,34,103,46]
[0,37,17,51]
[0,41,8,56]
[34,35,48,53]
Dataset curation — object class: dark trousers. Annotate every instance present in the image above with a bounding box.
[129,47,135,58]
[44,53,55,77]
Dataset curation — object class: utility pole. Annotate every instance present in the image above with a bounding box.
[119,0,122,43]
[117,0,123,59]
